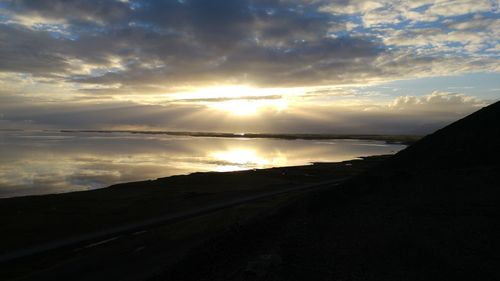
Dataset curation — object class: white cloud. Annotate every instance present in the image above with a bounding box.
[319,1,384,15]
[426,0,495,17]
[319,0,499,65]
[486,44,500,52]
[321,0,497,24]
[388,91,488,113]
[383,28,491,54]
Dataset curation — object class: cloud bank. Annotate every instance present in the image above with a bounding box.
[0,0,498,92]
[0,0,498,133]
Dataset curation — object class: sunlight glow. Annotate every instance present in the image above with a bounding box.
[188,84,288,95]
[211,149,268,166]
[176,85,256,100]
[209,149,287,171]
[209,99,289,116]
[168,85,294,116]
[210,100,260,116]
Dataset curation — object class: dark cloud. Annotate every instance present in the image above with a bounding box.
[5,0,131,24]
[1,0,496,98]
[0,0,388,89]
[0,25,69,74]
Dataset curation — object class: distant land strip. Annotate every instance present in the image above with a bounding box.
[59,130,421,145]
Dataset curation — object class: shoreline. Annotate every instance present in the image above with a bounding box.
[59,130,421,145]
[0,155,387,200]
[0,155,393,280]
[0,155,390,255]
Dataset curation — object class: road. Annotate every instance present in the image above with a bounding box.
[1,177,349,281]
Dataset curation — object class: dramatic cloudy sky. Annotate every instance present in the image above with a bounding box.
[0,0,499,134]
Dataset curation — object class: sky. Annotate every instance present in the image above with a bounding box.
[0,0,499,134]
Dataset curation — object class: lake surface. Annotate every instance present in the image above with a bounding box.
[0,130,406,198]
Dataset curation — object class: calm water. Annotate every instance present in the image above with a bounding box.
[0,130,406,198]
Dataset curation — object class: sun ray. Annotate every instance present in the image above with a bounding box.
[207,99,288,116]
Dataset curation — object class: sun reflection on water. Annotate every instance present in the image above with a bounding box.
[209,149,287,172]
[0,131,406,197]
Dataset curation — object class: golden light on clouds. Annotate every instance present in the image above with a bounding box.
[177,85,256,100]
[174,85,301,100]
[0,0,496,134]
[208,99,289,116]
[171,85,292,116]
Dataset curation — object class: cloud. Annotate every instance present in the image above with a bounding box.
[426,0,495,17]
[0,0,390,90]
[0,25,70,74]
[320,0,497,25]
[0,0,498,135]
[388,91,488,114]
[0,0,497,92]
[0,86,491,136]
[320,0,499,60]
[3,0,131,25]
[0,0,496,94]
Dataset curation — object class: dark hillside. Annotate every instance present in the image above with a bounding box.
[153,101,500,281]
[392,101,500,170]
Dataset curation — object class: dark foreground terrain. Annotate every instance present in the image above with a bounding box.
[151,101,500,281]
[1,101,499,281]
[0,154,387,281]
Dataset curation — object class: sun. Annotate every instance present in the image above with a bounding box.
[176,85,255,100]
[172,85,290,116]
[209,100,261,116]
[209,99,288,116]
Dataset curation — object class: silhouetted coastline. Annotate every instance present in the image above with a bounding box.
[1,102,499,280]
[60,130,421,145]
